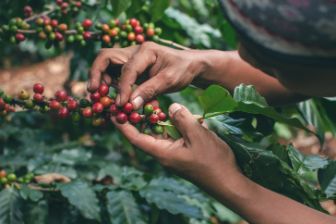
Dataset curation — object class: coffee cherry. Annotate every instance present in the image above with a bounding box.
[134,26,143,34]
[0,170,6,178]
[82,107,93,118]
[67,99,78,110]
[83,31,92,40]
[90,91,101,102]
[109,104,119,115]
[144,104,154,115]
[58,23,68,32]
[136,34,145,44]
[102,34,111,44]
[58,107,69,118]
[0,98,5,110]
[92,117,105,127]
[67,35,75,43]
[7,173,16,182]
[25,100,34,109]
[108,28,119,37]
[158,112,167,121]
[55,90,68,102]
[123,102,133,114]
[18,90,30,100]
[50,19,58,27]
[146,28,155,37]
[56,0,63,6]
[149,113,159,124]
[129,112,142,124]
[155,27,162,35]
[153,125,164,134]
[49,99,61,110]
[44,18,51,26]
[33,83,44,94]
[92,102,104,113]
[61,2,69,10]
[15,33,25,42]
[35,18,44,26]
[130,18,139,28]
[38,31,47,40]
[24,5,33,17]
[98,83,109,96]
[55,32,64,41]
[153,107,162,114]
[149,99,160,107]
[71,112,81,123]
[33,93,44,102]
[82,19,93,29]
[100,96,112,108]
[0,177,8,185]
[116,112,128,124]
[75,1,82,8]
[127,32,136,41]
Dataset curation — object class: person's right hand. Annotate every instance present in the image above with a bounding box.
[88,42,208,109]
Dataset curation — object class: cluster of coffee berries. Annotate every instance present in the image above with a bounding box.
[1,82,169,135]
[0,1,163,48]
[0,169,35,189]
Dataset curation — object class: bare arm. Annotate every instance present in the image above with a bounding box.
[192,50,306,105]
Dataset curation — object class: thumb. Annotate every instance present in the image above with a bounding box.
[169,103,201,144]
[130,75,168,110]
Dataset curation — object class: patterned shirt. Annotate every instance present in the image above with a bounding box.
[219,0,336,67]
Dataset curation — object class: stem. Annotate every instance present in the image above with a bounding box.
[24,7,56,23]
[157,38,191,50]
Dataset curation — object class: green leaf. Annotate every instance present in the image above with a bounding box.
[149,0,169,22]
[318,161,336,197]
[19,186,43,202]
[198,85,237,117]
[106,190,146,224]
[60,181,101,221]
[140,178,203,219]
[0,188,23,224]
[52,148,92,166]
[159,120,182,139]
[233,84,267,106]
[111,0,132,17]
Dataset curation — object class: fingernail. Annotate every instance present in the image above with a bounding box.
[169,103,182,117]
[132,96,144,109]
[116,95,121,105]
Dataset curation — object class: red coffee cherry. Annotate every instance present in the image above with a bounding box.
[158,112,167,121]
[98,83,109,96]
[149,113,159,124]
[58,23,68,32]
[24,5,33,17]
[129,18,139,28]
[102,34,111,44]
[92,102,104,113]
[129,112,142,124]
[136,34,145,44]
[58,107,69,119]
[67,99,78,111]
[56,0,63,6]
[49,99,61,110]
[33,93,44,102]
[0,98,6,110]
[83,31,92,40]
[90,91,101,102]
[55,90,68,102]
[75,1,82,7]
[116,112,128,124]
[55,32,64,41]
[61,2,69,10]
[108,28,118,37]
[15,33,26,42]
[50,19,58,27]
[122,102,133,114]
[109,104,119,115]
[82,107,93,118]
[134,26,143,34]
[82,19,93,29]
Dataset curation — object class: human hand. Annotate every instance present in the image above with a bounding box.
[111,103,240,188]
[89,42,208,110]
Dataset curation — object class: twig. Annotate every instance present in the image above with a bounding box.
[24,7,56,23]
[157,38,191,50]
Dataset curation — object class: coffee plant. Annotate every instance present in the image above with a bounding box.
[1,0,336,224]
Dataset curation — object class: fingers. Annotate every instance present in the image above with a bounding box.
[169,103,202,145]
[130,73,171,109]
[88,53,111,92]
[111,117,170,158]
[117,43,157,106]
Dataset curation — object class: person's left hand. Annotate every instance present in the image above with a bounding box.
[111,103,240,189]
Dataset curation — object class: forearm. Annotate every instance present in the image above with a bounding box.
[199,170,335,224]
[192,50,306,105]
